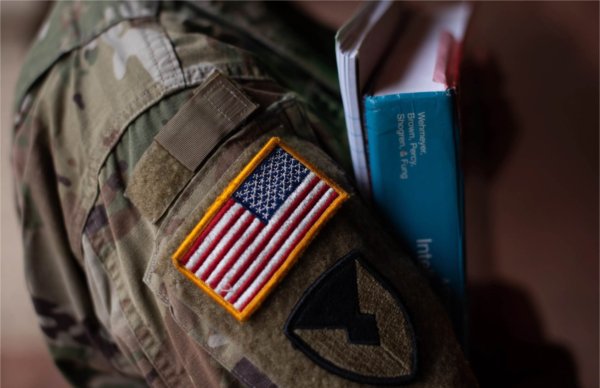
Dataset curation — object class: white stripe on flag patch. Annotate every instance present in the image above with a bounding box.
[207,217,263,290]
[216,173,319,295]
[224,177,326,302]
[184,202,243,271]
[232,187,337,310]
[195,210,254,278]
[171,137,348,321]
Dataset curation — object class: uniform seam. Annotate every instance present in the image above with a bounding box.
[182,62,273,85]
[139,21,186,87]
[139,26,166,86]
[202,82,235,125]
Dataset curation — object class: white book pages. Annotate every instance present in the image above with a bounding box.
[335,1,406,199]
[335,2,471,197]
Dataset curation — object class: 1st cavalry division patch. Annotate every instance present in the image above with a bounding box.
[172,137,348,321]
[285,251,418,385]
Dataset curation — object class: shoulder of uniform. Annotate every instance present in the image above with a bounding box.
[14,0,158,115]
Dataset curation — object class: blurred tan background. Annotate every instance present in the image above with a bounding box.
[1,2,68,387]
[1,2,598,388]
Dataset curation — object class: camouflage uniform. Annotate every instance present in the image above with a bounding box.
[12,1,476,387]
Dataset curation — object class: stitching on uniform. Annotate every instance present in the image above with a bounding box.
[146,24,184,88]
[155,27,186,87]
[138,26,165,86]
[183,62,271,85]
[223,85,253,121]
[223,82,252,110]
[202,81,235,124]
[140,21,185,89]
[148,27,172,85]
[201,78,254,124]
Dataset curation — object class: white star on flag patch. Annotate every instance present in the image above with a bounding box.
[171,137,348,321]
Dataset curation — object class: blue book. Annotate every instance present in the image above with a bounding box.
[365,91,465,335]
[363,3,471,341]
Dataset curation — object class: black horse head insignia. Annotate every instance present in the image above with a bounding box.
[284,251,417,385]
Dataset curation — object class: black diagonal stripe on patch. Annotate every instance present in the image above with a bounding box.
[286,254,380,345]
[284,251,417,385]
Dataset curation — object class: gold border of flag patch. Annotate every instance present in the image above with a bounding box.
[171,137,349,322]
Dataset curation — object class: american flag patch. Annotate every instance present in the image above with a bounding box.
[172,137,348,321]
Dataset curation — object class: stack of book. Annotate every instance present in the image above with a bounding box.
[336,1,472,342]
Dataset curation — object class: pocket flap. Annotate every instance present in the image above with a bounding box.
[126,70,258,222]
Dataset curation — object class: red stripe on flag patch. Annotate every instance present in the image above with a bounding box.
[179,198,236,266]
[235,189,339,312]
[225,182,331,304]
[171,137,349,322]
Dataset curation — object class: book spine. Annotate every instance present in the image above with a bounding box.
[364,90,466,339]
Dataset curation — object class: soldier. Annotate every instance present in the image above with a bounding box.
[12,1,476,387]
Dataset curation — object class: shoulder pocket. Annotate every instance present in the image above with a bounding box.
[126,70,259,222]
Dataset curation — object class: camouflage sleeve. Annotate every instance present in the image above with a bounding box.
[12,54,149,388]
[13,1,476,387]
[12,2,239,386]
